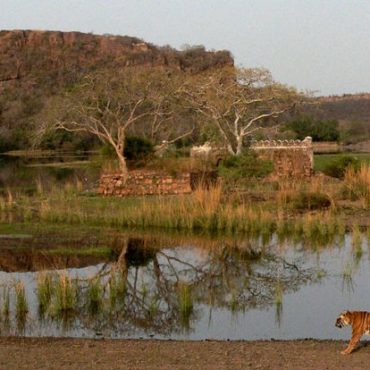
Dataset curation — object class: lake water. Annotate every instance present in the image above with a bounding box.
[0,231,368,341]
[0,153,100,194]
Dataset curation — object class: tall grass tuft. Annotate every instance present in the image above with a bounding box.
[86,277,103,315]
[274,283,283,326]
[15,282,28,321]
[52,274,77,315]
[2,288,10,320]
[344,164,370,207]
[177,282,193,328]
[37,273,54,315]
[230,290,238,312]
[108,267,126,309]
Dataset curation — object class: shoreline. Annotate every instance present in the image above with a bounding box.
[0,337,369,369]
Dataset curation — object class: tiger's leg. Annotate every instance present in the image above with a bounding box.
[341,333,362,355]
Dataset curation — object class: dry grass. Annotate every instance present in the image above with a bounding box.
[344,164,370,207]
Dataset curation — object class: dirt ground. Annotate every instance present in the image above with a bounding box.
[0,338,369,370]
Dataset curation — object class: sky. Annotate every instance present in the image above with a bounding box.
[1,0,370,96]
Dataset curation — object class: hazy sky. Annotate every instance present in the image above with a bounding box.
[1,0,370,95]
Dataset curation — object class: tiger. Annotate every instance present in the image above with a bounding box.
[335,310,370,354]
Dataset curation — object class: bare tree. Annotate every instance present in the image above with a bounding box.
[41,67,190,179]
[182,67,304,155]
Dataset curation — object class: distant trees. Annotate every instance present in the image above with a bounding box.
[282,116,340,142]
[339,120,370,144]
[182,67,302,155]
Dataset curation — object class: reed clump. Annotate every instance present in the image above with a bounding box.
[37,273,54,315]
[344,164,370,207]
[51,274,77,315]
[109,267,126,309]
[15,282,28,321]
[177,282,193,326]
[86,277,103,315]
[2,288,10,320]
[274,282,283,325]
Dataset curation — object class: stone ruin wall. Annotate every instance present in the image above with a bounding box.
[250,136,313,178]
[190,137,314,178]
[98,170,192,197]
[98,137,313,197]
[97,170,219,197]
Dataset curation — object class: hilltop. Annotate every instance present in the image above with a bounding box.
[0,30,233,84]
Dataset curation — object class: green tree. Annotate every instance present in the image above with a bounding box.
[282,116,339,141]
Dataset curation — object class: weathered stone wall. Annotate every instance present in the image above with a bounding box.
[250,136,313,178]
[98,170,192,196]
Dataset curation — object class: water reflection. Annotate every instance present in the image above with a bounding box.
[0,153,100,194]
[2,231,362,340]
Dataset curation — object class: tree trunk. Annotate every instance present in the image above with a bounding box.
[116,151,128,179]
[114,138,128,179]
[236,135,243,155]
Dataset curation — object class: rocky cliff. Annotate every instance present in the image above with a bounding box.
[0,30,233,86]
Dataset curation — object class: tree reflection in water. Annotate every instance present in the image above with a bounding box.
[0,235,318,338]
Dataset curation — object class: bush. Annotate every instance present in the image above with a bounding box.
[291,192,332,211]
[282,116,340,141]
[124,136,154,160]
[322,155,360,178]
[101,136,154,161]
[218,151,273,181]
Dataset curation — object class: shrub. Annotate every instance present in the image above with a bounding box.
[322,155,360,178]
[124,136,154,160]
[218,151,273,181]
[290,191,332,211]
[282,116,340,141]
[101,136,154,161]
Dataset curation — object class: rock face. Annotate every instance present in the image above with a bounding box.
[0,30,234,86]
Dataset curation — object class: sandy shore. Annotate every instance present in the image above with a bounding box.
[0,338,369,370]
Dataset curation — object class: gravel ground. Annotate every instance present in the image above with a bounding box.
[0,338,369,370]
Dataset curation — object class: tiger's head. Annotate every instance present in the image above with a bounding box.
[335,311,352,328]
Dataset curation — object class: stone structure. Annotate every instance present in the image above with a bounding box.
[97,170,219,197]
[98,170,192,197]
[250,136,313,178]
[99,137,313,196]
[190,137,314,178]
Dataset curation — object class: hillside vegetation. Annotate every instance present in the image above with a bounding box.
[1,30,370,153]
[0,30,233,151]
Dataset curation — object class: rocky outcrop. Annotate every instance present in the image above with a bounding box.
[0,30,233,86]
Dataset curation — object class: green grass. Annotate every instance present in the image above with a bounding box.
[314,153,370,172]
[42,247,115,258]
